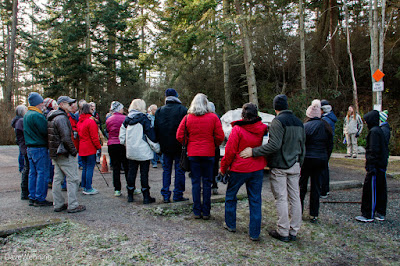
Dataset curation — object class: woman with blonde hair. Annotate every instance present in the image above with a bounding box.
[176,93,224,219]
[343,105,363,158]
[119,99,157,204]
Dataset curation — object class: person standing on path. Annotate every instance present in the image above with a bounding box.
[240,94,305,242]
[90,102,102,164]
[23,92,52,207]
[343,105,363,158]
[148,104,161,168]
[47,96,86,213]
[154,88,188,203]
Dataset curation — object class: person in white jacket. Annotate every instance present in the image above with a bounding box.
[343,105,363,158]
[119,99,157,204]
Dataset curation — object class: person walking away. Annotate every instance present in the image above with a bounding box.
[90,102,102,164]
[355,110,389,222]
[11,105,29,200]
[48,96,86,213]
[23,92,52,207]
[220,103,267,241]
[177,93,224,220]
[119,99,157,204]
[299,100,333,224]
[148,104,161,168]
[320,100,337,198]
[77,104,102,195]
[343,105,363,158]
[154,88,188,203]
[106,101,129,197]
[241,94,305,242]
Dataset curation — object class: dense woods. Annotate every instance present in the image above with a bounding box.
[1,0,399,153]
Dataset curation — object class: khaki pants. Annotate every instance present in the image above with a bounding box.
[270,163,302,237]
[52,155,80,210]
[345,133,357,156]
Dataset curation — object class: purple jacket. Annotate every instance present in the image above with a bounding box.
[106,112,126,145]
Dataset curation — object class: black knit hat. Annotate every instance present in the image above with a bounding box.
[321,99,329,106]
[273,94,288,111]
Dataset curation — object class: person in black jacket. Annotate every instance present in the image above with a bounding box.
[356,110,389,222]
[154,88,188,203]
[299,100,333,224]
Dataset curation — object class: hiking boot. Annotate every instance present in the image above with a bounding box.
[355,216,374,223]
[142,189,155,204]
[83,188,99,195]
[54,203,68,212]
[114,190,122,197]
[29,199,35,206]
[224,224,236,233]
[34,200,53,207]
[269,230,289,242]
[127,188,134,202]
[374,213,385,221]
[173,197,189,203]
[67,205,86,213]
[289,234,297,241]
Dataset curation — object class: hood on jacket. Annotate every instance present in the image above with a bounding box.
[364,110,379,130]
[11,116,22,128]
[323,111,337,123]
[231,117,266,134]
[125,110,148,126]
[47,109,68,121]
[165,96,182,104]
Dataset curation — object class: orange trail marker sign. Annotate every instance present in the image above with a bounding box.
[373,69,385,82]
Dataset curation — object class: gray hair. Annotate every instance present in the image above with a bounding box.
[208,101,215,113]
[148,104,157,113]
[188,93,210,116]
[129,99,146,113]
[15,104,28,117]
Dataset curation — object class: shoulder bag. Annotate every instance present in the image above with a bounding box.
[179,116,190,172]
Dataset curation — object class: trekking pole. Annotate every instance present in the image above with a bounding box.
[95,163,110,187]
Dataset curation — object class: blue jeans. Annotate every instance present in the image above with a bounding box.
[78,155,83,168]
[151,152,163,166]
[27,147,50,202]
[18,150,24,172]
[189,156,215,216]
[225,170,263,239]
[161,153,186,201]
[81,154,96,190]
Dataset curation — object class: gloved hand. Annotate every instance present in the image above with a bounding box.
[355,132,360,138]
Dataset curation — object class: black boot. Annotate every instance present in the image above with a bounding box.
[142,188,155,204]
[127,188,134,202]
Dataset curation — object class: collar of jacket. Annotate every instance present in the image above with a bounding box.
[28,106,43,114]
[165,96,182,104]
[231,117,262,126]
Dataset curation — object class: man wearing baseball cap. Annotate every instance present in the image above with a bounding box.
[47,96,86,213]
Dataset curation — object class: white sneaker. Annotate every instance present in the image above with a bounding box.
[83,188,99,195]
[134,189,141,195]
[374,213,385,221]
[114,190,122,197]
[355,216,374,223]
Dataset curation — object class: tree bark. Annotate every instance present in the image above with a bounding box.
[299,0,307,91]
[85,0,91,100]
[222,0,231,111]
[4,0,18,104]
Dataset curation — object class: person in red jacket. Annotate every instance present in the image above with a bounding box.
[176,93,224,220]
[77,104,102,195]
[219,103,268,241]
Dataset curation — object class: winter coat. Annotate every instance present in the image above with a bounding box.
[77,113,102,156]
[322,111,337,136]
[364,110,389,172]
[119,110,156,161]
[106,112,126,146]
[23,107,48,148]
[176,113,224,157]
[252,110,305,169]
[47,109,78,159]
[380,122,391,146]
[343,113,363,135]
[220,118,268,174]
[154,98,188,155]
[304,118,333,161]
[11,116,27,155]
[68,112,79,150]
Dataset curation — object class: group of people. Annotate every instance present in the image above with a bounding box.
[12,89,391,241]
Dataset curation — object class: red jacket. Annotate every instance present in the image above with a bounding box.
[220,118,268,174]
[68,113,79,151]
[177,113,224,157]
[77,113,102,156]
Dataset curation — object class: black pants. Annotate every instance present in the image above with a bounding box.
[108,144,129,191]
[212,146,220,189]
[21,154,29,198]
[320,161,330,196]
[127,160,150,190]
[300,158,326,217]
[361,169,387,219]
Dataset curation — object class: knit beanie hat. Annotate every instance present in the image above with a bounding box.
[306,99,322,118]
[28,92,44,106]
[44,98,58,109]
[273,94,288,111]
[321,99,329,106]
[110,101,124,113]
[165,88,178,97]
[380,110,388,123]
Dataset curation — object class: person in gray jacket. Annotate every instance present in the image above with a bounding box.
[240,94,305,242]
[47,96,86,213]
[343,105,363,158]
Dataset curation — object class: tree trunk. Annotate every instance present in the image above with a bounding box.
[234,0,258,106]
[141,7,147,82]
[222,0,231,111]
[299,0,307,91]
[107,33,117,92]
[85,0,90,100]
[5,0,18,105]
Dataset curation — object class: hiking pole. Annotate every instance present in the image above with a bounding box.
[95,163,110,187]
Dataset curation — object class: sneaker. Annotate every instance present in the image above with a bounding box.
[355,216,374,223]
[374,213,385,221]
[310,217,318,224]
[250,236,260,241]
[134,189,142,195]
[320,194,328,199]
[224,224,236,233]
[345,154,352,158]
[152,164,157,168]
[61,187,67,191]
[268,230,289,242]
[83,188,99,195]
[34,200,53,207]
[173,197,189,202]
[67,205,86,213]
[54,203,68,212]
[353,154,357,158]
[114,190,122,197]
[212,188,219,195]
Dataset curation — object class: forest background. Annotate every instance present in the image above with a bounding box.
[1,0,399,154]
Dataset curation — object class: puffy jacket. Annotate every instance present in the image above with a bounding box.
[344,113,363,135]
[11,116,27,155]
[119,110,156,161]
[106,112,126,146]
[176,113,224,157]
[47,109,78,159]
[154,99,188,155]
[304,118,333,161]
[68,112,79,150]
[77,113,102,156]
[364,110,389,172]
[322,111,337,136]
[220,118,267,174]
[23,107,48,147]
